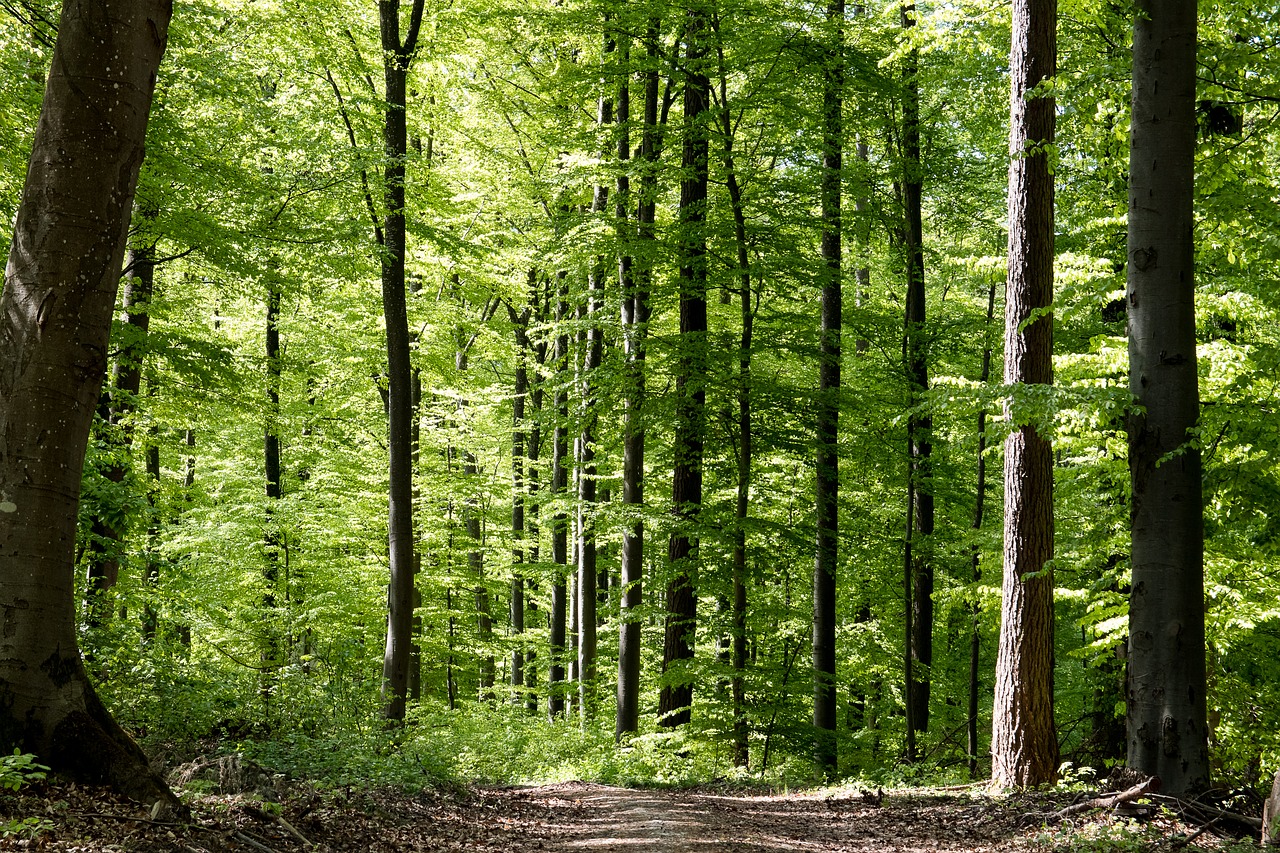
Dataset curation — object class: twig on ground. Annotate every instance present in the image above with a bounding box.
[233,830,280,853]
[1171,817,1218,850]
[275,814,313,848]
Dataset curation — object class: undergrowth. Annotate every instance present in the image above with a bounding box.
[219,700,819,790]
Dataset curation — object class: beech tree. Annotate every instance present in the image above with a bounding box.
[991,0,1057,788]
[0,0,178,809]
[659,4,709,728]
[377,0,426,723]
[1126,0,1209,795]
[811,0,843,775]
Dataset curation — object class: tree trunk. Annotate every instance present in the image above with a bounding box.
[616,16,662,741]
[84,230,156,626]
[968,281,996,779]
[1126,0,1209,796]
[0,0,179,812]
[711,13,752,768]
[262,278,283,709]
[578,36,613,721]
[992,0,1057,787]
[378,0,426,724]
[659,5,709,729]
[508,292,533,701]
[899,0,933,735]
[812,0,843,776]
[549,275,570,719]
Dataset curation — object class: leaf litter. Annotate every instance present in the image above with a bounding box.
[0,777,1262,851]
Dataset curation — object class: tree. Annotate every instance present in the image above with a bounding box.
[991,0,1057,788]
[1125,0,1209,795]
[616,12,664,740]
[812,0,843,775]
[659,4,710,728]
[377,0,426,723]
[897,0,934,744]
[84,218,158,627]
[0,0,179,810]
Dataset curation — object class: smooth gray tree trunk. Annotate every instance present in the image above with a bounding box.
[0,0,178,812]
[1126,0,1209,796]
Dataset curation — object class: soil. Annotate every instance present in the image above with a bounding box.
[0,778,1258,851]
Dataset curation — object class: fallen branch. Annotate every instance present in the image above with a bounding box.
[275,814,313,848]
[1048,776,1161,822]
[233,830,279,853]
[1151,794,1263,831]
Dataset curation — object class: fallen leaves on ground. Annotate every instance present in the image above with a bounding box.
[0,778,1261,851]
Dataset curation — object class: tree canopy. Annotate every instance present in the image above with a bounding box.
[2,0,1280,795]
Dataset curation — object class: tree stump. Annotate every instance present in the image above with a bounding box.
[1262,771,1280,846]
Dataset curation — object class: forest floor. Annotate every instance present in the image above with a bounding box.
[0,776,1262,851]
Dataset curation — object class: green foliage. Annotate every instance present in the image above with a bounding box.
[0,752,52,840]
[1,0,1270,797]
[0,751,47,793]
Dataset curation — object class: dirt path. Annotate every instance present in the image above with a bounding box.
[507,781,1028,852]
[4,777,1238,851]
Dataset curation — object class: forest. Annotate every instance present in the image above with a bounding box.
[0,0,1278,843]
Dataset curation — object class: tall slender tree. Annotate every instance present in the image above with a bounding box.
[508,291,534,700]
[549,275,570,719]
[992,0,1057,787]
[659,6,710,728]
[812,0,844,775]
[84,220,157,626]
[1126,0,1209,796]
[616,14,665,740]
[710,11,752,767]
[899,0,934,737]
[578,26,614,720]
[377,0,427,723]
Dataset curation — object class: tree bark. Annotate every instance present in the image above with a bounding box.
[992,0,1057,787]
[549,275,570,720]
[659,5,709,728]
[84,228,156,626]
[899,0,933,735]
[1126,0,1209,796]
[0,0,179,812]
[711,12,752,767]
[968,281,996,779]
[577,33,614,721]
[378,0,426,723]
[812,0,843,776]
[616,15,662,741]
[508,291,533,701]
[262,278,283,708]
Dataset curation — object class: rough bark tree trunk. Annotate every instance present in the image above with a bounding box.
[992,0,1057,788]
[1126,0,1209,796]
[0,0,179,812]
